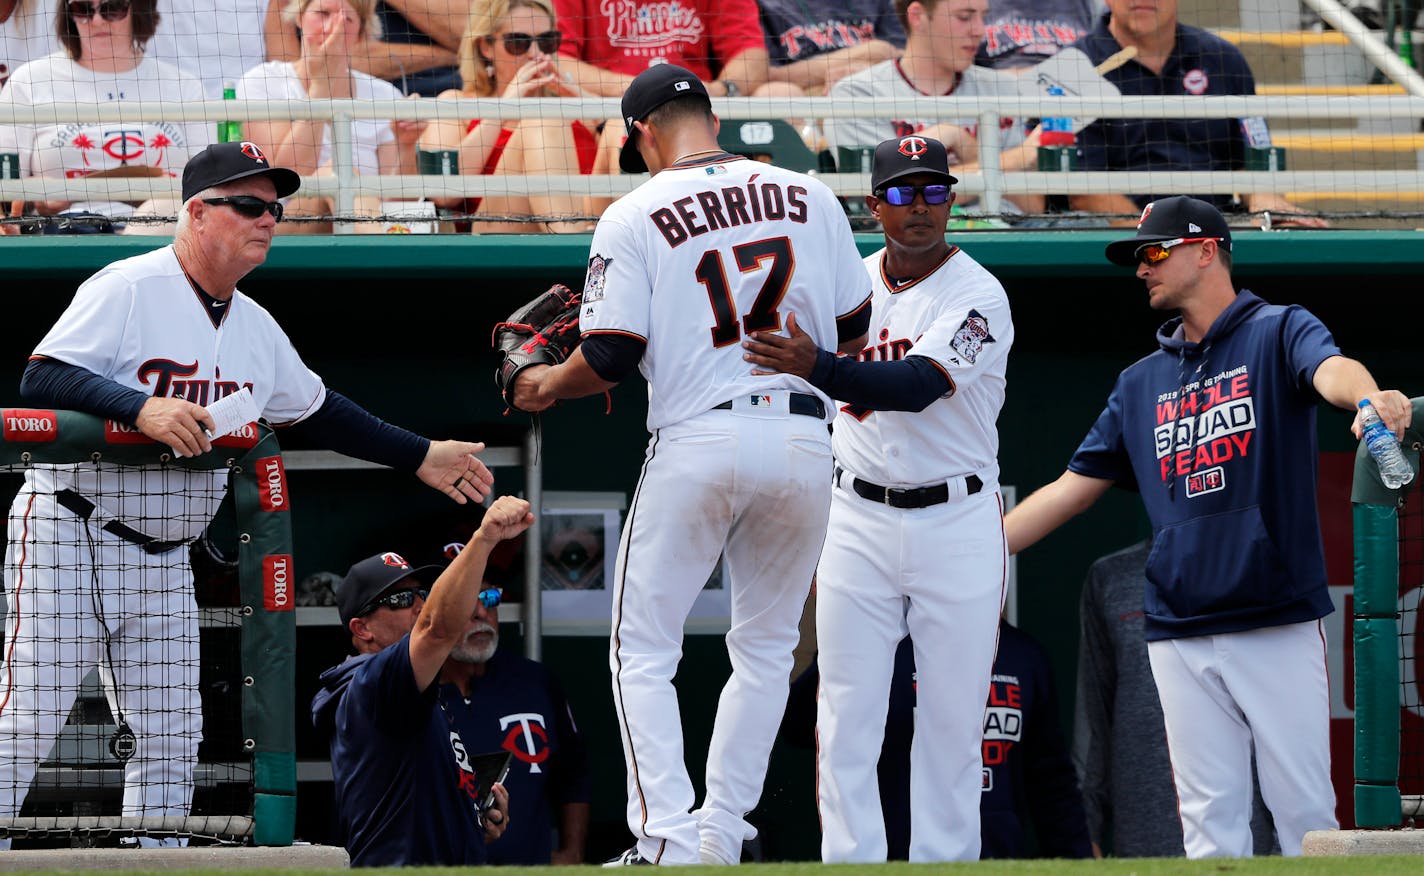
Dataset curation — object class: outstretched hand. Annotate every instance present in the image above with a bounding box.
[417,440,494,504]
[742,311,821,379]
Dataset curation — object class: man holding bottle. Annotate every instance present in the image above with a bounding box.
[1002,195,1410,859]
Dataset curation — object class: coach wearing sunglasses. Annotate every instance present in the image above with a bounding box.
[312,497,532,866]
[4,140,499,846]
[0,0,208,233]
[741,135,1014,862]
[420,0,619,233]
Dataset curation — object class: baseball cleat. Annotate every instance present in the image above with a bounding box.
[603,846,653,866]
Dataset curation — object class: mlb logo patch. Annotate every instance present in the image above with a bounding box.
[750,395,772,407]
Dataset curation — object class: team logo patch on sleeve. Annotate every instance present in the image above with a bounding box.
[584,255,611,302]
[950,309,995,364]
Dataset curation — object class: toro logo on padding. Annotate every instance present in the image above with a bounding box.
[263,554,294,611]
[3,409,59,442]
[256,455,288,511]
[105,419,151,445]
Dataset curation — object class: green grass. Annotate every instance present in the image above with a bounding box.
[14,858,1424,875]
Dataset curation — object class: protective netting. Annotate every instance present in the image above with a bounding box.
[0,459,251,848]
[0,0,1421,234]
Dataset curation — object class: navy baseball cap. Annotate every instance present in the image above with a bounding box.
[870,135,959,193]
[335,551,441,627]
[1105,196,1233,266]
[181,142,301,203]
[619,64,709,174]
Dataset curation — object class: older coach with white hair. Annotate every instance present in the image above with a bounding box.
[0,141,494,847]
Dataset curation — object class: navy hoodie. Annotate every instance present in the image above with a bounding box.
[1068,290,1340,641]
[311,638,490,867]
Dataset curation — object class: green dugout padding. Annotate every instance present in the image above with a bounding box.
[3,230,1424,281]
[0,410,296,845]
[1351,397,1424,828]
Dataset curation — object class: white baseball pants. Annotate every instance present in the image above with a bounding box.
[1148,619,1337,857]
[1,487,200,827]
[816,481,1006,863]
[609,396,833,865]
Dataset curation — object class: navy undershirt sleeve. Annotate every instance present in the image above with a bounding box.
[278,390,429,472]
[807,351,950,412]
[581,333,646,383]
[837,299,873,344]
[20,357,149,424]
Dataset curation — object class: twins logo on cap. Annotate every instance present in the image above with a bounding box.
[898,136,929,158]
[1137,202,1153,228]
[240,142,268,163]
[380,551,411,568]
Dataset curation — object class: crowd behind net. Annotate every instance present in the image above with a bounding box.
[0,0,1422,234]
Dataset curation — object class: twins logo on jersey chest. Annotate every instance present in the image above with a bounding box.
[500,712,550,773]
[138,359,252,406]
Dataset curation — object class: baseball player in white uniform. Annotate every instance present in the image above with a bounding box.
[512,65,872,866]
[743,135,1013,863]
[0,142,492,845]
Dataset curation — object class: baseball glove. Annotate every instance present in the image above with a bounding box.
[492,283,582,411]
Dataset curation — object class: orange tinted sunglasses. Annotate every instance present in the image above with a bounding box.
[1135,237,1221,265]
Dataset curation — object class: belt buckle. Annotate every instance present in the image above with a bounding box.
[883,486,894,505]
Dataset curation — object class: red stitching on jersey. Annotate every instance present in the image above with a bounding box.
[0,491,37,718]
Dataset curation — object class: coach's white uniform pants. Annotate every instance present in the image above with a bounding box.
[610,399,832,866]
[1148,619,1337,857]
[1,487,200,828]
[816,479,1006,863]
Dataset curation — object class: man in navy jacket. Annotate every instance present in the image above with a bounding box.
[1004,196,1411,858]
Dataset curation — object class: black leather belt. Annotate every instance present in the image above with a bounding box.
[836,467,983,509]
[55,489,192,555]
[713,392,825,418]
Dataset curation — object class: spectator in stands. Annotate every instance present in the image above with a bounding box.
[783,622,1093,859]
[824,0,1044,213]
[420,0,617,232]
[242,0,427,230]
[758,0,904,95]
[1,0,61,91]
[265,0,466,97]
[311,502,528,866]
[552,0,769,99]
[1066,0,1327,226]
[1075,539,1279,857]
[1,141,495,850]
[149,0,270,97]
[0,0,209,233]
[976,0,1097,71]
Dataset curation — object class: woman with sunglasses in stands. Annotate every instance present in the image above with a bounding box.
[0,0,207,234]
[419,0,618,233]
[238,0,425,232]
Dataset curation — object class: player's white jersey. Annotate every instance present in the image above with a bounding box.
[579,155,872,431]
[831,245,1013,487]
[28,245,326,541]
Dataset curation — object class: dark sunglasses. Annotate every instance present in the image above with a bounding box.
[477,587,503,609]
[202,195,285,222]
[1135,236,1221,265]
[359,588,429,617]
[878,184,951,206]
[68,0,131,21]
[498,30,561,55]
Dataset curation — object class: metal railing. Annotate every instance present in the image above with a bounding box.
[4,93,1424,221]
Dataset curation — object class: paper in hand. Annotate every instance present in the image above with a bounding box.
[205,388,260,439]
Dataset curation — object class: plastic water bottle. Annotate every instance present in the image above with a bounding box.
[1039,85,1076,148]
[1358,400,1415,489]
[217,82,242,143]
